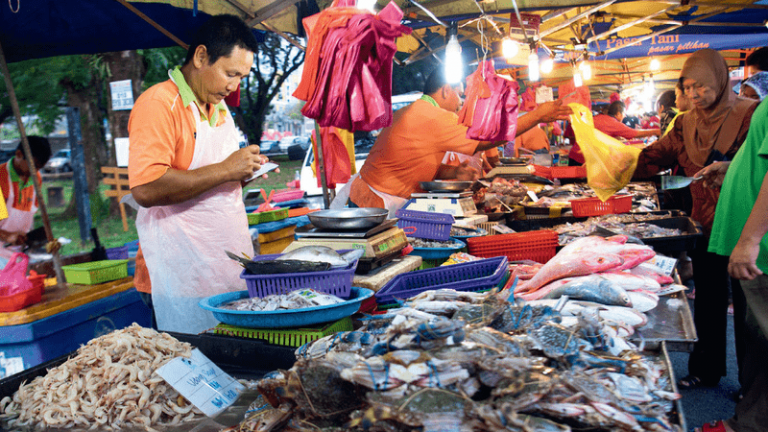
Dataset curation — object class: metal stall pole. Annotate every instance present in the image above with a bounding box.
[0,41,66,284]
[313,121,334,209]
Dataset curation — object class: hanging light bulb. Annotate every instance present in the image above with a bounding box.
[650,57,660,71]
[540,57,554,74]
[573,71,584,88]
[356,0,377,12]
[444,25,463,84]
[502,38,519,60]
[579,61,592,81]
[528,48,540,82]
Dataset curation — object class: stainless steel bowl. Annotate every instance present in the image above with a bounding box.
[308,208,388,230]
[419,180,473,192]
[499,157,531,165]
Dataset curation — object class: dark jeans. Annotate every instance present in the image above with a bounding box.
[688,237,746,383]
[138,291,158,330]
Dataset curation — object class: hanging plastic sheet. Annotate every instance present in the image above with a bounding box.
[520,86,537,112]
[310,127,355,189]
[558,80,592,109]
[457,60,520,142]
[293,0,411,132]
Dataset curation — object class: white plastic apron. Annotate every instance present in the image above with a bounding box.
[331,173,408,218]
[0,168,37,262]
[137,99,253,334]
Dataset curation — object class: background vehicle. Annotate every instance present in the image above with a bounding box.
[43,148,71,173]
[259,140,278,154]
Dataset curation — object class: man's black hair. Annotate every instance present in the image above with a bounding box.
[746,47,768,72]
[656,90,676,110]
[183,14,260,66]
[17,136,52,167]
[607,101,625,117]
[423,68,449,95]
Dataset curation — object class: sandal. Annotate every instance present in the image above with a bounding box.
[696,420,733,432]
[677,374,718,389]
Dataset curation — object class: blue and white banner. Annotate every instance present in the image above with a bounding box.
[587,33,768,60]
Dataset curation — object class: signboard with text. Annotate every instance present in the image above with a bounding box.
[110,80,134,111]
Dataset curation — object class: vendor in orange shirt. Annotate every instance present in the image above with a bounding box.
[567,101,660,165]
[341,68,571,215]
[514,124,550,156]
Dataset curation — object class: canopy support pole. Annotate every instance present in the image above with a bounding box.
[0,40,66,285]
[587,5,680,45]
[114,0,188,49]
[313,122,332,209]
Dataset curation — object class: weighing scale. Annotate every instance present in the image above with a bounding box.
[405,191,477,216]
[485,165,534,178]
[288,220,408,262]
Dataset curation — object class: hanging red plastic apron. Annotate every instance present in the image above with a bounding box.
[136,99,253,334]
[0,169,36,265]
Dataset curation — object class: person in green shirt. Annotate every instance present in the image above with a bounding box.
[697,97,768,432]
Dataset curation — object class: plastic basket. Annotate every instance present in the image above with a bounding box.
[467,230,558,263]
[248,208,289,225]
[532,165,552,179]
[212,316,353,347]
[551,165,586,179]
[242,251,357,298]
[410,238,465,260]
[0,283,43,313]
[396,209,454,240]
[476,220,503,232]
[105,245,128,260]
[571,195,632,217]
[271,189,305,203]
[375,256,508,304]
[417,258,446,270]
[62,259,129,285]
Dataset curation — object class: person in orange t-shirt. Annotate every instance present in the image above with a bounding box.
[344,68,571,215]
[0,136,51,268]
[514,124,550,157]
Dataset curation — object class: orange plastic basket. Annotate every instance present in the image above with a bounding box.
[551,166,586,179]
[571,195,633,217]
[467,230,558,263]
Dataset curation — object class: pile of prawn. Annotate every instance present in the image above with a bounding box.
[0,324,202,431]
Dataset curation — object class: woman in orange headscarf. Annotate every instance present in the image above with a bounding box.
[633,49,757,393]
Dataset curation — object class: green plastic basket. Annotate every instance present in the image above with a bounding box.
[248,208,289,225]
[212,316,353,347]
[63,259,129,285]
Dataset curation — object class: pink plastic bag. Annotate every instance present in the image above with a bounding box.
[0,253,33,297]
[520,87,537,112]
[460,61,520,142]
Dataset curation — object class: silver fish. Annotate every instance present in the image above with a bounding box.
[543,275,632,307]
[277,246,364,267]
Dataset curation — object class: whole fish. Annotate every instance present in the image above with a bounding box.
[277,246,364,267]
[629,263,674,285]
[514,251,624,294]
[540,275,632,307]
[626,291,659,312]
[600,272,661,293]
[613,244,656,271]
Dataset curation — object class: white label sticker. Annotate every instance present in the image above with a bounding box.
[492,225,516,234]
[0,352,25,378]
[645,255,677,276]
[535,86,554,104]
[156,349,244,417]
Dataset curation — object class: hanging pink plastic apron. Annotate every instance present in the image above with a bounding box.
[136,97,253,334]
[0,169,37,264]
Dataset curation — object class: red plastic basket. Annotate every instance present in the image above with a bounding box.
[571,195,632,217]
[0,283,43,312]
[271,188,305,203]
[551,166,586,179]
[467,230,558,263]
[532,165,552,179]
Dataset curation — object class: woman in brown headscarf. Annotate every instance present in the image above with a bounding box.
[634,49,757,392]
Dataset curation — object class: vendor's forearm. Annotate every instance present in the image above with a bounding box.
[131,164,237,207]
[515,114,540,137]
[475,140,506,152]
[737,170,768,248]
[636,129,661,138]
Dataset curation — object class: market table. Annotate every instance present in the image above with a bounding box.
[0,277,150,378]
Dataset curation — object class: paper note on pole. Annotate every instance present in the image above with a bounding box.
[115,137,129,167]
[246,162,279,182]
[110,80,134,111]
[156,349,244,417]
[535,85,553,104]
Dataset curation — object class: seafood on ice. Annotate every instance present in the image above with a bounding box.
[0,324,201,431]
[221,289,345,311]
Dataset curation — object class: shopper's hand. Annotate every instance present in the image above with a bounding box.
[729,238,764,280]
[5,232,25,246]
[222,146,279,182]
[455,160,480,181]
[693,161,730,190]
[535,100,573,123]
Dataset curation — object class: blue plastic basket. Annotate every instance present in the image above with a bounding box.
[199,287,373,328]
[396,209,454,240]
[410,238,465,260]
[241,250,358,299]
[375,256,509,304]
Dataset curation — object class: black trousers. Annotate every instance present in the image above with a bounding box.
[688,237,746,383]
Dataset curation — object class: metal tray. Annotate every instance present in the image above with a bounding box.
[307,208,388,230]
[641,342,688,432]
[631,271,697,352]
[419,180,473,192]
[294,219,397,239]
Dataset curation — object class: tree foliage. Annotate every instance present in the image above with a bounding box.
[231,33,305,144]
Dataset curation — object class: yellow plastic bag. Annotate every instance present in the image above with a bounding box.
[568,103,641,201]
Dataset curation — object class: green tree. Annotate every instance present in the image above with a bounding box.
[230,33,305,143]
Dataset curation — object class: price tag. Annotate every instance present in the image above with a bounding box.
[246,162,279,182]
[644,255,677,276]
[110,80,134,111]
[492,225,516,234]
[156,349,244,417]
[535,85,553,104]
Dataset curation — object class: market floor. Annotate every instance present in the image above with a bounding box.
[670,295,739,432]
